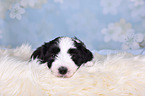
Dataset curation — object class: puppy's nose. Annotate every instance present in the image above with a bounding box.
[58,66,68,75]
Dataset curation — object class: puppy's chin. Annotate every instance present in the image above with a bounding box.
[56,74,72,78]
[52,70,75,78]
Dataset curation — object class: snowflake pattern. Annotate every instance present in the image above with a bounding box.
[101,19,144,49]
[9,4,25,20]
[122,30,143,49]
[102,19,133,42]
[101,23,122,42]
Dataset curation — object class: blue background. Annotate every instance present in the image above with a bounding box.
[0,0,145,50]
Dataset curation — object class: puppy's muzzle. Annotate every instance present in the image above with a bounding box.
[58,66,68,75]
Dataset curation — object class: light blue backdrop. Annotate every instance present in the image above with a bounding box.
[0,0,145,50]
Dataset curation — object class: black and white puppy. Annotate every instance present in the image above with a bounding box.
[31,37,94,78]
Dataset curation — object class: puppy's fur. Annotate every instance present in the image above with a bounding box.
[31,37,93,78]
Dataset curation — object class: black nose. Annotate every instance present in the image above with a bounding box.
[58,66,68,75]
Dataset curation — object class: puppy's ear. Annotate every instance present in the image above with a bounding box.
[79,44,93,63]
[31,43,47,63]
[73,37,94,66]
[80,47,94,67]
[31,37,60,63]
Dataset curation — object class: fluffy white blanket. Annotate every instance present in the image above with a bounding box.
[0,45,145,96]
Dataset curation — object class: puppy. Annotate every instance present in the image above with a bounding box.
[31,37,94,78]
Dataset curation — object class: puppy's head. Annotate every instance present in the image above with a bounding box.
[31,37,93,78]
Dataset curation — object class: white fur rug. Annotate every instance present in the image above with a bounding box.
[0,45,145,96]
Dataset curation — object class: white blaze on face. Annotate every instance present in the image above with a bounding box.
[51,37,78,77]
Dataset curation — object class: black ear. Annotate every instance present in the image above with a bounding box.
[31,44,47,63]
[77,43,93,63]
[73,37,93,62]
[31,37,60,64]
[69,37,93,66]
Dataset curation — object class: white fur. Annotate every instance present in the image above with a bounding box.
[51,37,78,77]
[1,45,145,95]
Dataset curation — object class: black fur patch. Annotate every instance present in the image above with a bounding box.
[31,37,60,68]
[68,37,93,66]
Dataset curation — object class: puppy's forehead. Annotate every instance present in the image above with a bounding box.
[59,37,76,51]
